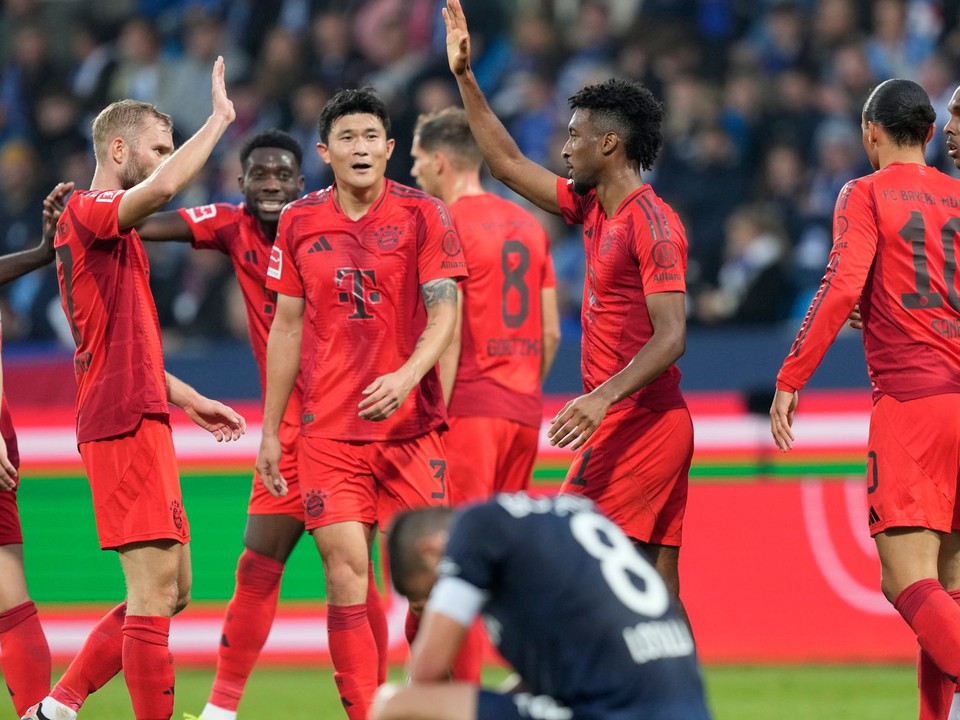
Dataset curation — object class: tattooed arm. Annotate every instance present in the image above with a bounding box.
[358,278,458,421]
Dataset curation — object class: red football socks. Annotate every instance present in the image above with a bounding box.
[122,615,174,720]
[0,600,51,715]
[450,619,484,683]
[917,588,960,720]
[896,580,960,683]
[208,549,284,711]
[52,602,125,711]
[327,603,378,720]
[366,564,388,685]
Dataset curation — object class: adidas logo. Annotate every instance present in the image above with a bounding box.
[307,236,332,253]
[868,506,881,525]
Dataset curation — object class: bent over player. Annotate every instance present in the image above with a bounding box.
[256,88,465,720]
[771,79,960,720]
[444,0,693,622]
[25,58,245,720]
[372,494,712,720]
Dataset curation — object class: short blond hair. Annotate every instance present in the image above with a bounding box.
[91,100,173,163]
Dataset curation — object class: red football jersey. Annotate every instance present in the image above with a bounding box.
[556,177,688,412]
[447,193,555,428]
[0,315,19,469]
[266,180,467,441]
[56,190,168,443]
[777,162,960,401]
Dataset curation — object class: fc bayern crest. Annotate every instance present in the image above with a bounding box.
[375,225,401,251]
[652,240,679,269]
[304,489,328,519]
[442,229,461,257]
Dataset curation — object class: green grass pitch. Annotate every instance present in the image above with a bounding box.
[55,664,918,719]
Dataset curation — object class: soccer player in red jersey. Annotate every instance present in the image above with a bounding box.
[408,108,560,682]
[255,88,465,720]
[0,181,72,716]
[443,0,693,622]
[24,58,247,720]
[135,130,322,720]
[411,108,561,505]
[771,79,960,720]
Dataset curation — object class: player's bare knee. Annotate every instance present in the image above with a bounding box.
[174,584,191,614]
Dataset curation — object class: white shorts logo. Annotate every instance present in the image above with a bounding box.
[267,246,283,280]
[185,204,218,223]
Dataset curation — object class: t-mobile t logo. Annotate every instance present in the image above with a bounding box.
[336,268,380,319]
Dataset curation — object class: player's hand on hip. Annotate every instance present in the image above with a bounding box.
[359,370,415,421]
[442,0,471,76]
[210,55,236,124]
[769,388,798,452]
[256,434,287,497]
[0,436,17,491]
[183,396,247,442]
[548,390,610,450]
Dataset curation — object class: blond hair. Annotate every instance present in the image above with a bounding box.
[91,100,173,164]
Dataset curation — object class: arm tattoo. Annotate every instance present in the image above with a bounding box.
[421,278,457,309]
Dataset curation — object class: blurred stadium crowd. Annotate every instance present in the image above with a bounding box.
[2,0,960,347]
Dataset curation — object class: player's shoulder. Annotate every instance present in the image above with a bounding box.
[182,202,242,224]
[386,180,435,206]
[70,188,121,206]
[284,187,335,216]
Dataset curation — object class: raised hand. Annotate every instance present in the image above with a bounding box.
[41,181,74,252]
[211,55,236,124]
[442,0,471,76]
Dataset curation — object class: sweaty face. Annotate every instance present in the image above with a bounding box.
[410,137,442,198]
[318,113,394,192]
[561,108,601,195]
[118,119,174,189]
[241,148,303,226]
[944,87,960,170]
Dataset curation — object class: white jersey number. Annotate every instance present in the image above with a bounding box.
[570,512,670,618]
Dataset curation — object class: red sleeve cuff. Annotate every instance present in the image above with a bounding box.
[776,379,800,393]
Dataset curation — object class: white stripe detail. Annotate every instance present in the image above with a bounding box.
[427,576,487,627]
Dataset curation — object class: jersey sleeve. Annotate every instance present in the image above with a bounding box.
[541,229,557,289]
[633,206,687,295]
[556,176,588,226]
[417,198,468,284]
[72,190,126,246]
[178,204,237,252]
[777,179,879,392]
[265,209,304,298]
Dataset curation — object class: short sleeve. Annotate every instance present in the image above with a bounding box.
[632,204,687,295]
[178,204,237,252]
[265,210,304,297]
[556,176,588,226]
[417,198,468,284]
[71,190,126,246]
[441,503,514,592]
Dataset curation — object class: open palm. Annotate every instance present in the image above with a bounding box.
[442,0,471,76]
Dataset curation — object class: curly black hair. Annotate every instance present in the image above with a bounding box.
[317,88,391,144]
[239,129,304,169]
[863,78,935,147]
[568,78,664,171]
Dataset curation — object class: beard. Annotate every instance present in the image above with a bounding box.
[118,154,149,189]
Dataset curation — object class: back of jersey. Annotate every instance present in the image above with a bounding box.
[856,163,960,399]
[443,494,710,720]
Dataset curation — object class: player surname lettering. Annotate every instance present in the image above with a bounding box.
[497,493,592,519]
[622,617,695,664]
[932,318,960,339]
[486,337,542,357]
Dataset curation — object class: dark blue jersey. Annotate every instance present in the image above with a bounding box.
[433,493,711,720]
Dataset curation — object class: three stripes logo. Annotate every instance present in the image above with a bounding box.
[307,236,332,253]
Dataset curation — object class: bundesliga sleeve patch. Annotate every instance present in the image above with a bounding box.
[267,246,283,280]
[185,204,218,223]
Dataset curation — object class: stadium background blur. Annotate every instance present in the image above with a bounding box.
[0,0,955,703]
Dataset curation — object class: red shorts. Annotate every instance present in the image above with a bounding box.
[0,483,22,546]
[79,416,189,551]
[249,418,303,518]
[297,430,448,531]
[560,405,693,546]
[867,393,960,536]
[444,416,540,505]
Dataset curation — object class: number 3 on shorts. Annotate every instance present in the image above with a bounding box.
[430,458,447,499]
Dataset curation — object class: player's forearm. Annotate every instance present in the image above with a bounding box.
[137,211,194,242]
[540,325,560,381]
[262,323,301,434]
[0,243,56,286]
[456,71,526,188]
[438,334,461,407]
[166,371,203,409]
[594,328,684,406]
[402,302,457,387]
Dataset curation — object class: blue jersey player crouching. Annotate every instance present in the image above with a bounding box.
[371,493,712,720]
